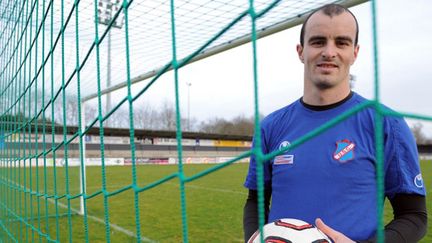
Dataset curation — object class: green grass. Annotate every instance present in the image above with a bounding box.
[0,160,431,242]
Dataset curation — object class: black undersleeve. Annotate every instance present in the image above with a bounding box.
[357,193,427,243]
[243,191,427,243]
[243,189,271,242]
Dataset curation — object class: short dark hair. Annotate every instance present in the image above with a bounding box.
[299,4,359,46]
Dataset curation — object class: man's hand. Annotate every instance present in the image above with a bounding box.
[315,218,356,243]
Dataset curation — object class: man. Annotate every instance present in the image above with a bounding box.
[243,4,427,243]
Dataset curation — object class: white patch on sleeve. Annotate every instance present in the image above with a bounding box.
[414,174,424,188]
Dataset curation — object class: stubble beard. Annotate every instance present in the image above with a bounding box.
[313,78,335,90]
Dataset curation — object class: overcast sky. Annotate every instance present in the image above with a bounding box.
[83,0,432,137]
[161,0,432,136]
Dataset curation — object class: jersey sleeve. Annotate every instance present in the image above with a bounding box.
[384,117,426,198]
[244,126,272,190]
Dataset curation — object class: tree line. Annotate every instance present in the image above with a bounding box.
[1,92,431,142]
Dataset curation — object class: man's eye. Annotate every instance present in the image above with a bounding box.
[311,41,324,45]
[337,41,349,46]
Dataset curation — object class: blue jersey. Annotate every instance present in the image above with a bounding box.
[244,92,426,241]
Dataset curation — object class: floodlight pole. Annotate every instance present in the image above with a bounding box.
[98,0,124,127]
[186,82,191,131]
[106,30,112,127]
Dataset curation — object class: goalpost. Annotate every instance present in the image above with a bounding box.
[2,0,421,242]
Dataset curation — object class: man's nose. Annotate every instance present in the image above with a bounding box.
[321,44,337,59]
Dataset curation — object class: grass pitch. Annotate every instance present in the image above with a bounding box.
[2,160,431,242]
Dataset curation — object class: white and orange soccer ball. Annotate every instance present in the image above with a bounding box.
[248,218,332,243]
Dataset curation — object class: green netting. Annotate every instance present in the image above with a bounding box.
[1,0,429,242]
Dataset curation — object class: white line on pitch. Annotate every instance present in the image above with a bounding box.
[75,184,246,196]
[166,182,247,195]
[1,178,157,243]
[49,199,156,243]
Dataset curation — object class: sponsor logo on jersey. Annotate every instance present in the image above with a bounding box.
[414,174,424,188]
[274,155,294,165]
[333,139,355,163]
[274,141,294,165]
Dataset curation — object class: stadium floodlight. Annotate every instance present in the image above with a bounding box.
[97,0,124,29]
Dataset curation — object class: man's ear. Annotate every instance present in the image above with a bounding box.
[351,44,360,65]
[296,44,304,63]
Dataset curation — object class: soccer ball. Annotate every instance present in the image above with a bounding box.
[248,218,332,243]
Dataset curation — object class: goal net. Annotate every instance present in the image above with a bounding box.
[0,0,404,242]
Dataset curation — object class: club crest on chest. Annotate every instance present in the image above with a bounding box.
[333,139,356,163]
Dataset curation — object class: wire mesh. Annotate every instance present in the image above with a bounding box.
[0,0,417,242]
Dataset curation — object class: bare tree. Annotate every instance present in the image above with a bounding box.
[84,104,97,126]
[410,122,429,144]
[198,114,256,136]
[181,117,198,132]
[66,94,80,126]
[28,88,53,125]
[107,107,129,128]
[134,103,160,129]
[158,100,176,130]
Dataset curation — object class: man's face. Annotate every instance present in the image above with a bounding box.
[297,11,359,90]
